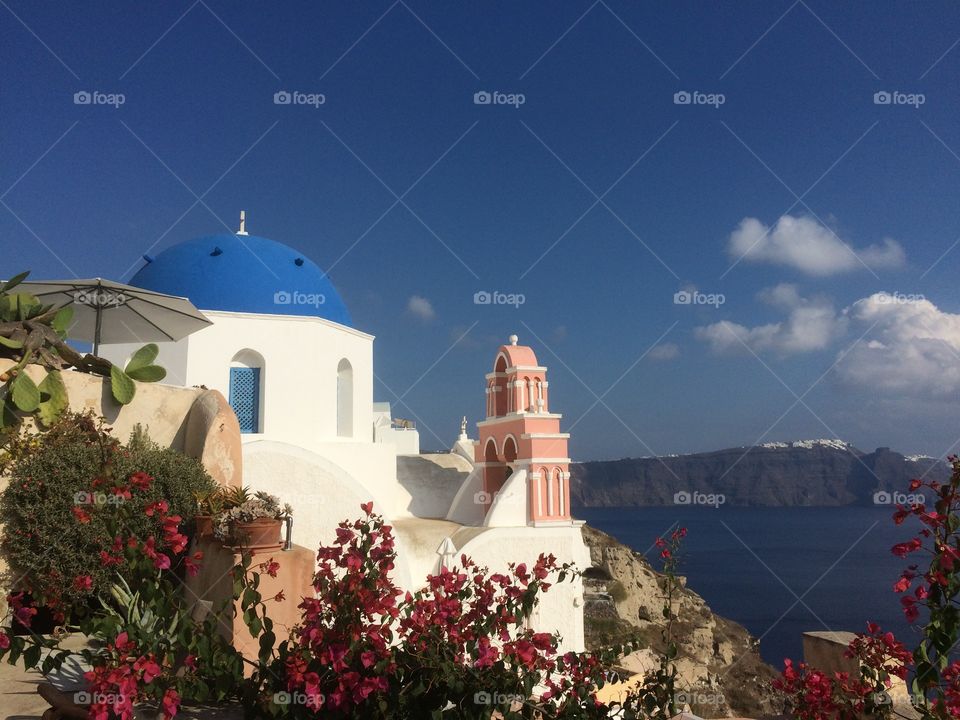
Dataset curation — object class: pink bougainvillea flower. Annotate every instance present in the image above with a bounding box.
[128,471,153,490]
[72,575,93,593]
[259,558,280,578]
[892,538,922,557]
[161,688,180,719]
[144,500,169,517]
[71,506,92,524]
[184,551,203,577]
[335,527,355,545]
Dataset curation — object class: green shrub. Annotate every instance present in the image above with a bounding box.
[0,411,216,610]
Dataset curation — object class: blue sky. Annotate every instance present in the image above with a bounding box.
[3,1,960,460]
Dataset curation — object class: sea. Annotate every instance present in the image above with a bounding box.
[574,506,920,668]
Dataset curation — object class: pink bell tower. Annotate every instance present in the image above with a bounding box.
[475,335,572,524]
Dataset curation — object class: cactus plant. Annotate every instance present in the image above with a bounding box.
[0,271,167,434]
[193,486,228,516]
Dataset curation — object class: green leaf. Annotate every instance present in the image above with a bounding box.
[0,396,17,430]
[0,271,29,293]
[10,372,40,411]
[37,370,68,426]
[13,294,41,321]
[109,365,136,404]
[125,343,159,373]
[125,364,166,382]
[6,637,22,665]
[258,630,275,661]
[0,336,23,350]
[242,604,263,638]
[22,643,41,669]
[50,306,74,336]
[124,345,165,384]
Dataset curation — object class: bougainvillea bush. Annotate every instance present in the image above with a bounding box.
[0,490,676,719]
[0,462,247,719]
[775,456,960,719]
[251,502,647,719]
[0,413,691,718]
[0,411,216,610]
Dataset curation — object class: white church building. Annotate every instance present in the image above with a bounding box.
[100,216,589,651]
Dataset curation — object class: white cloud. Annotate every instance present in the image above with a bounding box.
[694,283,960,397]
[648,342,680,361]
[406,295,435,322]
[695,284,845,355]
[728,215,905,276]
[835,293,960,395]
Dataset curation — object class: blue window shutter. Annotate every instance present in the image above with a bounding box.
[229,367,260,433]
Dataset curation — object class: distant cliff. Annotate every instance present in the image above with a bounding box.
[571,440,950,507]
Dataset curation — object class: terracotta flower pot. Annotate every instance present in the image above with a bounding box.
[228,517,283,552]
[194,514,214,539]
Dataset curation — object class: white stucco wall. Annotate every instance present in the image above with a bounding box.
[456,525,590,653]
[242,440,414,590]
[101,310,373,443]
[484,468,529,528]
[375,427,420,455]
[100,310,404,506]
[445,466,485,525]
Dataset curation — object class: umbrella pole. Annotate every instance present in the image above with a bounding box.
[93,307,102,356]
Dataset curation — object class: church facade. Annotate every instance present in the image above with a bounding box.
[100,219,589,651]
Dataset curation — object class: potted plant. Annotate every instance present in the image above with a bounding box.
[212,487,291,552]
[193,487,227,539]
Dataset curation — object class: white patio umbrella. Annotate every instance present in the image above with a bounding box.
[19,278,212,355]
[435,536,458,572]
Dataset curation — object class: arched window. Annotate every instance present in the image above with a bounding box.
[337,358,353,438]
[229,350,265,434]
[502,435,518,464]
[493,355,508,416]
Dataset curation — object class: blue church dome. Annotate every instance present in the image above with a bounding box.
[131,232,352,326]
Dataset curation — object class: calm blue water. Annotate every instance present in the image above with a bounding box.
[575,506,920,668]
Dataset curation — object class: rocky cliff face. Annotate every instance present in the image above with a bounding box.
[572,442,948,507]
[581,525,782,718]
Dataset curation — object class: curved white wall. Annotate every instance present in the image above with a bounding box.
[483,468,528,527]
[242,440,413,589]
[456,525,590,653]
